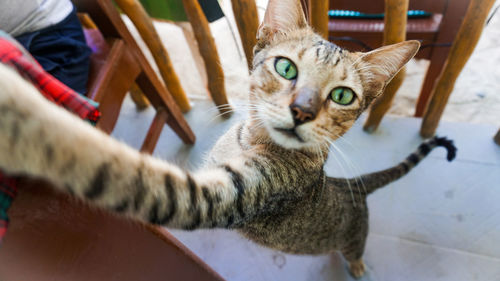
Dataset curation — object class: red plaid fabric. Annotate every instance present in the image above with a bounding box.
[0,38,101,123]
[0,36,100,244]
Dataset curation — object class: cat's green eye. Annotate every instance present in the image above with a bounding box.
[274,57,297,80]
[330,87,355,105]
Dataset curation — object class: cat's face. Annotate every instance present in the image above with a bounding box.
[248,0,419,151]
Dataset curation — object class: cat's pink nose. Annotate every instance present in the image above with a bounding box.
[290,87,320,126]
[290,106,314,124]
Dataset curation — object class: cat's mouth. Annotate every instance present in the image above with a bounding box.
[274,127,305,142]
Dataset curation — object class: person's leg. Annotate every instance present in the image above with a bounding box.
[15,8,91,95]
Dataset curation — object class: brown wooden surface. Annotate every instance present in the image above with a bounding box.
[141,107,168,154]
[0,180,224,281]
[182,0,232,116]
[135,71,195,144]
[90,39,141,134]
[494,129,500,145]
[114,0,192,113]
[129,83,151,109]
[78,12,98,29]
[420,0,495,138]
[309,0,329,39]
[74,0,195,144]
[363,0,409,133]
[231,0,259,70]
[328,0,447,13]
[414,0,471,117]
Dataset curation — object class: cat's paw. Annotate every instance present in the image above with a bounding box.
[348,259,366,279]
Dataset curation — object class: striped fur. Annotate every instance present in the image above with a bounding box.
[0,0,454,278]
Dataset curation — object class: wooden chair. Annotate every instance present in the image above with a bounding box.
[74,0,195,154]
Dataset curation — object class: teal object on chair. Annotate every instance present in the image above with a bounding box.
[328,9,432,19]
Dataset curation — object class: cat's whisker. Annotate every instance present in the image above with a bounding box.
[332,141,367,195]
[313,143,325,165]
[207,109,238,124]
[328,135,367,194]
[323,139,357,206]
[205,102,263,125]
[326,139,366,196]
[203,104,235,116]
[325,141,360,196]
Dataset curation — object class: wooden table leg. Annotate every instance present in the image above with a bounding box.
[309,0,329,39]
[494,128,500,145]
[114,0,191,113]
[363,0,409,133]
[231,0,259,71]
[182,0,232,117]
[420,0,496,138]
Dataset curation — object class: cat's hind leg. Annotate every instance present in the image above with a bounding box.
[341,226,368,278]
[347,258,366,279]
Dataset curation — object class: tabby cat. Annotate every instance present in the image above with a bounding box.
[0,0,456,278]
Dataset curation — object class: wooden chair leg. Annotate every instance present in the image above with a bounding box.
[494,129,500,146]
[363,0,409,133]
[135,71,196,144]
[114,0,191,113]
[414,53,447,117]
[420,0,496,138]
[182,0,232,116]
[141,107,168,154]
[130,83,151,110]
[364,69,406,133]
[91,39,141,134]
[309,0,329,39]
[176,22,209,93]
[231,0,259,70]
[414,0,470,117]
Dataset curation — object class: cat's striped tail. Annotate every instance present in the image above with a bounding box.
[327,136,457,195]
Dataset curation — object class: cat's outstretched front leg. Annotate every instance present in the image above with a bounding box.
[0,63,262,230]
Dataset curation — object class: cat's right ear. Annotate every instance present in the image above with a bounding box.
[357,40,420,90]
[356,40,420,100]
[255,0,307,53]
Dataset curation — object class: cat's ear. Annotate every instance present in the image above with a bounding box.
[358,40,420,87]
[255,0,307,52]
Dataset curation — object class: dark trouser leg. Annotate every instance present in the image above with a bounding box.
[15,8,91,95]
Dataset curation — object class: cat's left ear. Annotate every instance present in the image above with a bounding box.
[255,0,307,53]
[357,40,420,91]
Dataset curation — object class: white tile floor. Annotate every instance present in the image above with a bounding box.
[113,98,500,281]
